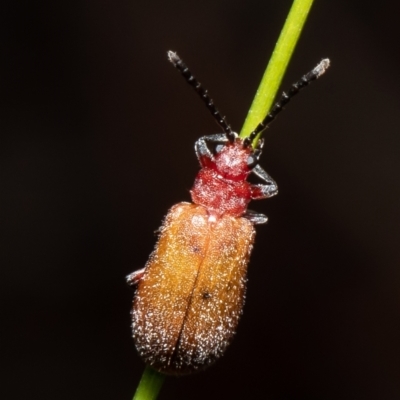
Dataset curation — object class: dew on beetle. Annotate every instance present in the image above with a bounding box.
[127,51,330,375]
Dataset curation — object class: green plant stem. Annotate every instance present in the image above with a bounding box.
[131,1,316,399]
[133,366,165,400]
[239,0,316,144]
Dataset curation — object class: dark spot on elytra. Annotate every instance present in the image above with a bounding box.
[202,291,211,300]
[191,245,201,254]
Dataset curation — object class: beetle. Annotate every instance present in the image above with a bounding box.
[127,51,330,375]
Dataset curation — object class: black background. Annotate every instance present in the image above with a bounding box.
[2,1,400,399]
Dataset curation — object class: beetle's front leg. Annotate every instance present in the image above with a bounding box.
[195,133,233,167]
[250,164,278,199]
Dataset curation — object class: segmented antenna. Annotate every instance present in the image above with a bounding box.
[168,51,236,143]
[243,58,331,148]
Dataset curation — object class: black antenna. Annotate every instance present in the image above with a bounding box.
[243,58,331,148]
[168,51,236,143]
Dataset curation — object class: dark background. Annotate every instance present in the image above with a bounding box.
[2,1,400,399]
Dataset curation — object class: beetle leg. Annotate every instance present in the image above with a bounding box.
[195,133,234,167]
[250,164,278,199]
[126,268,145,286]
[251,183,278,199]
[243,209,268,225]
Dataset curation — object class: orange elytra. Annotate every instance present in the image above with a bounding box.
[127,51,330,375]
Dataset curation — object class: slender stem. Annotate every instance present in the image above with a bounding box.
[130,1,316,399]
[239,0,316,144]
[133,366,165,400]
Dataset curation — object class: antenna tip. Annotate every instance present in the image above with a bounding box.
[167,50,180,65]
[313,58,331,78]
